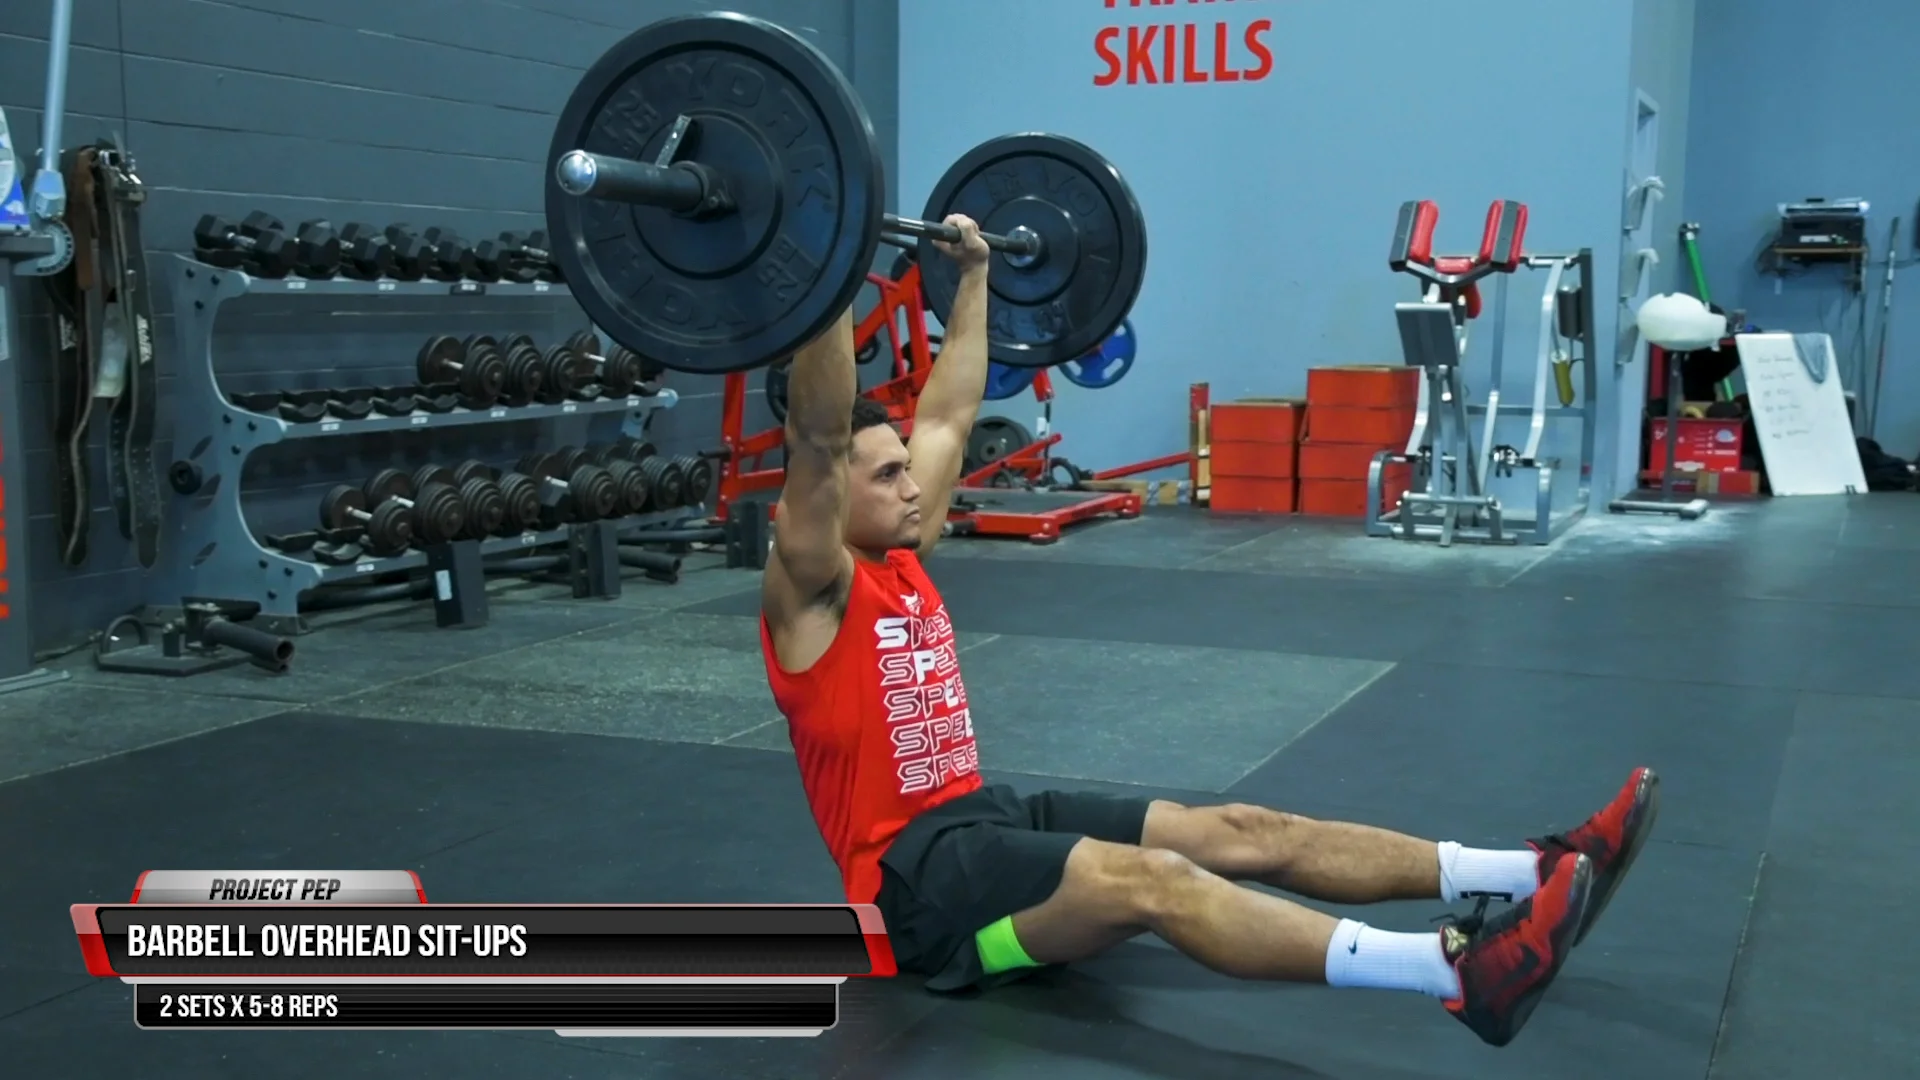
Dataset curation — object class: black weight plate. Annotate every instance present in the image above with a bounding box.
[566,329,599,357]
[416,335,463,383]
[496,473,543,533]
[917,134,1147,369]
[318,484,365,530]
[605,459,651,514]
[599,346,642,396]
[501,334,537,356]
[517,453,556,482]
[965,416,1032,473]
[366,500,414,552]
[675,454,716,507]
[453,460,496,486]
[765,357,791,424]
[413,464,457,492]
[544,13,886,375]
[460,478,508,539]
[364,468,412,505]
[414,482,467,545]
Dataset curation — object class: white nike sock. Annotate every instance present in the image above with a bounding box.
[1323,918,1461,999]
[1436,840,1540,903]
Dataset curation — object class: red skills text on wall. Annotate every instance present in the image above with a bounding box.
[1094,0,1274,86]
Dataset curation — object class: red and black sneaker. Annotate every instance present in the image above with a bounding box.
[1530,767,1660,946]
[1441,853,1593,1047]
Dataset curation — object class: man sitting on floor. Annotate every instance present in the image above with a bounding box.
[756,216,1659,1048]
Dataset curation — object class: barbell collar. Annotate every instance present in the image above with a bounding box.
[882,213,1044,260]
[554,150,707,213]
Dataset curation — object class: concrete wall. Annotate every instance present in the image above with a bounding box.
[1685,0,1919,452]
[1,0,897,653]
[899,0,1636,513]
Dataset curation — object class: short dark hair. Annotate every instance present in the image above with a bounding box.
[850,397,891,434]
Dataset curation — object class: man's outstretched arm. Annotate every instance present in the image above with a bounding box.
[762,309,857,665]
[906,216,992,555]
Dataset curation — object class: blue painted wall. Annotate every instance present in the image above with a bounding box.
[1615,0,1699,491]
[3,0,897,652]
[1685,0,1919,453]
[900,0,1636,508]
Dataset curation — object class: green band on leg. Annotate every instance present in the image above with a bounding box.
[973,916,1039,976]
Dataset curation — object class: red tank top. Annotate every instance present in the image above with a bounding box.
[760,550,982,903]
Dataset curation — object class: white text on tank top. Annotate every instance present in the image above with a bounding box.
[873,589,979,794]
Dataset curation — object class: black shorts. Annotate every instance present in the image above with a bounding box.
[875,783,1152,993]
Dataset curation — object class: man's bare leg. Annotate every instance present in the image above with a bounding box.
[1010,839,1433,985]
[1008,837,1595,1047]
[1139,801,1541,905]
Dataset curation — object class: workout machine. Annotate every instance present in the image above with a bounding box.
[1608,222,1720,519]
[945,366,1148,545]
[1365,200,1598,546]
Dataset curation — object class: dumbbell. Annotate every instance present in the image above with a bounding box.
[194,212,295,277]
[673,454,717,508]
[324,387,375,420]
[414,465,507,540]
[455,461,543,534]
[416,335,507,404]
[554,446,649,516]
[494,335,548,405]
[383,224,434,281]
[290,219,343,279]
[475,334,546,405]
[517,452,619,526]
[419,227,473,282]
[590,439,657,466]
[370,385,421,415]
[637,455,688,510]
[318,485,413,555]
[468,237,509,282]
[563,330,645,397]
[499,334,589,404]
[363,468,466,547]
[499,230,562,284]
[276,389,329,423]
[337,223,393,280]
[540,342,597,402]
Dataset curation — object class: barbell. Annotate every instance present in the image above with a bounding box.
[543,12,1148,376]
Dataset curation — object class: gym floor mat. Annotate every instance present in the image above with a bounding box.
[6,499,1919,1077]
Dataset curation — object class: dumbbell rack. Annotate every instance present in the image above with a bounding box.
[154,254,685,635]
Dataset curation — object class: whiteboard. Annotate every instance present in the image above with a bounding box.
[1736,333,1867,496]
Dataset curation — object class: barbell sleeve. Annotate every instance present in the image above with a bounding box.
[554,150,705,213]
[882,213,1043,258]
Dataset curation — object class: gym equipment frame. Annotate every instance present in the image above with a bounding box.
[153,255,687,636]
[0,0,77,694]
[1366,200,1598,546]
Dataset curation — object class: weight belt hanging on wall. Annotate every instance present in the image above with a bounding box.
[47,137,160,568]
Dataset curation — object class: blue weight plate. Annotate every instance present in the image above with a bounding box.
[1060,319,1135,389]
[984,363,1036,401]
